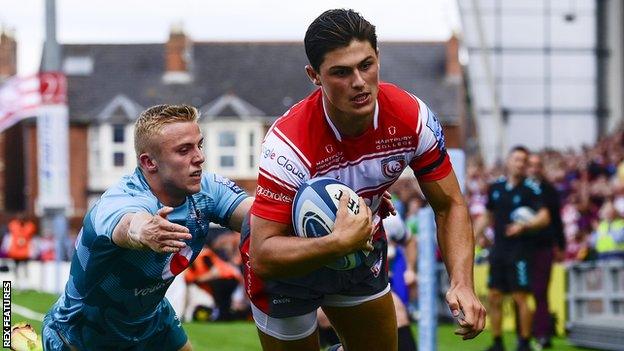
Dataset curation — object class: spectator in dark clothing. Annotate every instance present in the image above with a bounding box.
[474,146,551,351]
[527,154,566,349]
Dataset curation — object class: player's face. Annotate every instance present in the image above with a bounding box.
[507,150,528,178]
[154,122,205,197]
[313,40,379,122]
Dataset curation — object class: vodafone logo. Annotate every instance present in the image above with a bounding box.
[388,126,396,135]
[325,145,334,153]
[162,246,193,280]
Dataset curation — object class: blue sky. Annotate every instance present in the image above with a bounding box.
[1,0,460,75]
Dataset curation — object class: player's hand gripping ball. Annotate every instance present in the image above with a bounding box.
[292,177,366,270]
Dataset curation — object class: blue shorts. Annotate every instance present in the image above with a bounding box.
[42,300,188,351]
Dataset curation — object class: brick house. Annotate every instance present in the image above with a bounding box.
[2,29,467,232]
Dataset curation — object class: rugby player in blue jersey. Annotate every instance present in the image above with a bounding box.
[42,104,252,350]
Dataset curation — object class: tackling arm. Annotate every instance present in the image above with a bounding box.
[112,207,192,253]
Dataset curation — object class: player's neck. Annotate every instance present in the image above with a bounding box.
[146,176,187,207]
[323,97,374,138]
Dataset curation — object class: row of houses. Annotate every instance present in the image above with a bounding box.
[0,27,469,231]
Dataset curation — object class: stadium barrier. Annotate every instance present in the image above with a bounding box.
[566,260,624,350]
[437,262,567,335]
[0,258,70,294]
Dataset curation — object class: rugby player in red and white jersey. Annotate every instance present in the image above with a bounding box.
[240,9,486,351]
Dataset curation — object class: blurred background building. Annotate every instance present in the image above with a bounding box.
[0,28,467,232]
[459,0,624,165]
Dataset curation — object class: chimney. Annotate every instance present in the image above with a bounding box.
[0,28,17,79]
[445,33,461,83]
[163,24,193,84]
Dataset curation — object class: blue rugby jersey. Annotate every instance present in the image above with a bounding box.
[46,168,247,346]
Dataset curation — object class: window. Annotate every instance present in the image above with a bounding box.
[113,152,125,167]
[218,132,236,147]
[113,124,125,143]
[63,56,94,76]
[220,155,235,168]
[249,131,255,147]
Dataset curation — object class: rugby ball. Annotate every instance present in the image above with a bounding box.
[292,177,364,270]
[510,206,536,225]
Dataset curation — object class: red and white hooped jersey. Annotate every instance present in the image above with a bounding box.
[252,82,452,225]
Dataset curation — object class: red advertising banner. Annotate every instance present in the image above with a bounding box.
[0,72,66,133]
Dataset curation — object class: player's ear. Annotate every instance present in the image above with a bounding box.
[139,153,158,173]
[305,65,321,86]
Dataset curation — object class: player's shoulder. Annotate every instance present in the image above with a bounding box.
[262,89,328,170]
[522,178,542,195]
[378,82,425,129]
[270,89,323,137]
[200,172,246,196]
[100,169,156,204]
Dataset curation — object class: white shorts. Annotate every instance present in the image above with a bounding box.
[251,284,391,341]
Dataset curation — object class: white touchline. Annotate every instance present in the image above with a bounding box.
[12,304,45,321]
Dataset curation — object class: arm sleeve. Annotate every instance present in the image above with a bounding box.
[251,129,309,224]
[92,189,156,238]
[203,173,249,226]
[409,97,452,182]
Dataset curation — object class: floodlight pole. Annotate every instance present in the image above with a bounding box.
[41,0,70,294]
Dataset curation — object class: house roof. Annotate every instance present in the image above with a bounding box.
[60,41,460,124]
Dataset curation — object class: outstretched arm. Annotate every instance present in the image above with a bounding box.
[227,197,254,233]
[112,206,192,253]
[419,169,486,340]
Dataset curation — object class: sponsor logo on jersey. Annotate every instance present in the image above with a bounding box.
[134,280,171,296]
[325,144,334,153]
[162,246,193,280]
[276,155,305,179]
[213,174,244,194]
[256,185,292,203]
[262,146,277,159]
[375,135,414,150]
[388,126,396,135]
[381,155,407,178]
[316,152,344,168]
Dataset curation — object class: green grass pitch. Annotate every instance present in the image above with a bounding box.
[12,290,589,350]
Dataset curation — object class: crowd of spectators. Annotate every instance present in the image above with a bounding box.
[465,129,624,262]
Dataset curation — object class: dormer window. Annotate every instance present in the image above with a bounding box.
[112,124,125,143]
[63,56,93,76]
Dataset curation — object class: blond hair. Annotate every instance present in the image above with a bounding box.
[134,104,199,159]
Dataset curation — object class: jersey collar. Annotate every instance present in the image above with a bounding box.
[321,94,379,142]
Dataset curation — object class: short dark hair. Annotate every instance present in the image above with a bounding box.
[304,9,377,72]
[509,145,530,156]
